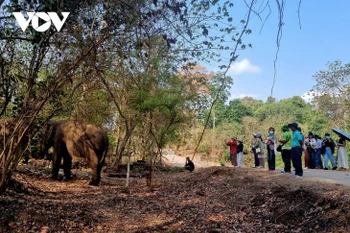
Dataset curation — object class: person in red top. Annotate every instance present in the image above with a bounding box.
[225,137,238,166]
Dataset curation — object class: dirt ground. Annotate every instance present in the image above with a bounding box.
[1,163,350,233]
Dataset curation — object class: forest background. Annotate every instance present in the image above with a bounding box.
[1,0,350,193]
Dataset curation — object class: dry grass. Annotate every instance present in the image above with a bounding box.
[0,165,349,233]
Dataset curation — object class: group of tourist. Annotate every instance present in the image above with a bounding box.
[224,137,244,167]
[225,122,349,177]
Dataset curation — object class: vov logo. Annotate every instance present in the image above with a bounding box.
[13,12,70,32]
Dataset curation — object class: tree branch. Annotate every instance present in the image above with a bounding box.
[298,0,302,29]
[191,0,256,161]
[270,0,285,98]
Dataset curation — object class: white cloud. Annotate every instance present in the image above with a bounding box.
[301,91,322,103]
[301,92,313,102]
[228,58,261,75]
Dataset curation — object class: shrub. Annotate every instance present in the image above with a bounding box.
[222,151,230,162]
[219,159,226,166]
[198,144,208,153]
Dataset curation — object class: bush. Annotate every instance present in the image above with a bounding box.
[219,159,226,166]
[222,151,230,162]
[198,144,208,153]
[107,134,117,151]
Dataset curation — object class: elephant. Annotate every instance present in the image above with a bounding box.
[42,120,108,185]
[39,121,60,160]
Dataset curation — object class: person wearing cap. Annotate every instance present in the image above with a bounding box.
[225,137,238,166]
[305,132,317,169]
[237,139,244,167]
[299,127,308,169]
[252,132,265,168]
[279,125,292,174]
[288,122,304,177]
[322,133,337,170]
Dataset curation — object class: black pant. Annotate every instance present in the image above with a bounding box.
[252,148,260,166]
[281,149,291,172]
[291,147,303,176]
[307,147,316,169]
[267,147,275,170]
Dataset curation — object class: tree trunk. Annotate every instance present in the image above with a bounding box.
[111,125,135,170]
[125,152,131,188]
[146,164,154,187]
[146,150,157,188]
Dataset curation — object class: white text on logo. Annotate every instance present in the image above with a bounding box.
[13,12,70,32]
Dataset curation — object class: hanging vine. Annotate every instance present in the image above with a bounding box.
[192,0,302,160]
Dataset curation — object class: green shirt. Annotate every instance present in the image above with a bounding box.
[281,131,292,150]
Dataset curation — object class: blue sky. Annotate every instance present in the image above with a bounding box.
[204,0,350,102]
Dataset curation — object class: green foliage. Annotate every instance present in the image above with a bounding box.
[203,98,253,128]
[225,99,253,123]
[207,73,233,102]
[219,159,226,166]
[198,144,208,153]
[107,134,117,151]
[29,145,39,153]
[275,152,284,168]
[307,114,329,134]
[189,93,338,168]
[254,96,307,124]
[312,60,350,130]
[222,151,230,162]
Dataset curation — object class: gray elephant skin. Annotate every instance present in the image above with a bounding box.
[42,120,108,185]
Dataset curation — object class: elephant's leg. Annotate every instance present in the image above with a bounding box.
[89,155,101,186]
[63,152,72,180]
[52,147,63,180]
[89,165,101,186]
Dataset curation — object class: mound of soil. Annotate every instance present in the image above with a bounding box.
[0,165,349,232]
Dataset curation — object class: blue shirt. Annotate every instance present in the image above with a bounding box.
[291,130,303,148]
[316,138,322,149]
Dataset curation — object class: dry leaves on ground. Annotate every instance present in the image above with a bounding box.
[0,164,350,233]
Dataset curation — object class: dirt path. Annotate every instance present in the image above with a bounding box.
[162,149,350,186]
[162,149,220,168]
[286,167,350,186]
